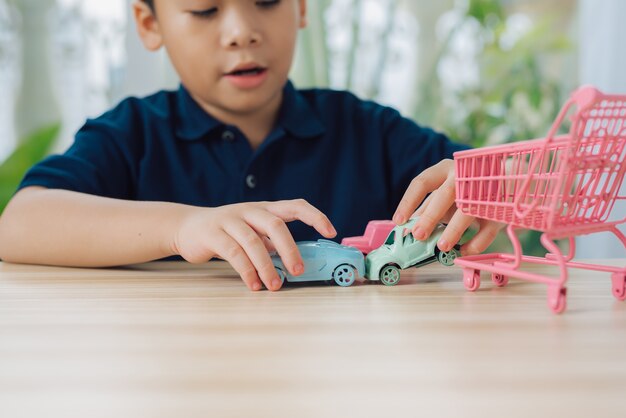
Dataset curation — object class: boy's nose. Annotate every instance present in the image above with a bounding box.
[220,10,262,49]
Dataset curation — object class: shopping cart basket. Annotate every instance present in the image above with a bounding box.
[453,86,626,313]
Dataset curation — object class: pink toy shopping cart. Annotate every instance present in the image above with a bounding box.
[453,86,626,313]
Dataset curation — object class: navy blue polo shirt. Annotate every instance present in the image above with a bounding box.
[19,81,469,241]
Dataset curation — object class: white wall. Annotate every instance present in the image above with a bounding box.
[577,0,626,258]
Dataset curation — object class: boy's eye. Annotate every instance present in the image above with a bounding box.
[256,0,280,8]
[190,7,218,18]
[189,1,278,18]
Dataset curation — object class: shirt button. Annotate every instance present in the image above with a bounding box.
[222,130,236,142]
[246,174,257,189]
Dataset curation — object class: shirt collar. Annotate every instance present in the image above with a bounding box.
[276,81,326,139]
[175,85,223,141]
[175,81,325,141]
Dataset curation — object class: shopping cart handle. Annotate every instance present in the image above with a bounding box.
[571,85,601,110]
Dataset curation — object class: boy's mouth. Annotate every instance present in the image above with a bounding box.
[224,64,269,89]
[226,65,267,77]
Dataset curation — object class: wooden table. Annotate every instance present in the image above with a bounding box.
[1,260,625,418]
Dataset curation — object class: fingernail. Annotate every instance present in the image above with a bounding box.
[252,281,262,291]
[438,239,450,251]
[272,279,283,290]
[293,263,304,275]
[393,214,403,224]
[413,227,426,240]
[328,226,337,236]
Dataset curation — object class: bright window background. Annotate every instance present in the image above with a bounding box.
[0,0,624,257]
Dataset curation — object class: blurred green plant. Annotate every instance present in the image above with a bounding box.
[415,0,571,148]
[291,0,332,88]
[293,0,571,147]
[0,123,60,213]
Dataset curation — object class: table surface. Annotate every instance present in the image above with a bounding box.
[1,259,625,418]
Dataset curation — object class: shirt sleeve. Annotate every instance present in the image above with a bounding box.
[18,103,139,200]
[381,107,471,207]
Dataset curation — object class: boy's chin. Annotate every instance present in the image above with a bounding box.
[219,93,283,114]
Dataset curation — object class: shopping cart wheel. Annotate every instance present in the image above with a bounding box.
[547,286,567,314]
[463,269,481,292]
[611,273,626,301]
[491,273,508,287]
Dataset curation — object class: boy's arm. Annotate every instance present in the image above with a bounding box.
[0,187,336,291]
[0,187,190,266]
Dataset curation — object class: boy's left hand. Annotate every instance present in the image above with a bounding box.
[392,159,503,256]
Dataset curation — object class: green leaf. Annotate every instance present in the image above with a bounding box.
[0,123,61,213]
[467,0,505,27]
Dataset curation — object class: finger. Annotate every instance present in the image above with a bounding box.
[223,221,283,291]
[213,232,263,291]
[262,236,276,253]
[392,159,452,225]
[437,210,474,252]
[412,175,456,240]
[265,199,337,238]
[244,209,304,277]
[414,193,434,216]
[415,194,456,223]
[460,221,503,256]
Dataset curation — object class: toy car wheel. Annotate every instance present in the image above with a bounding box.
[333,264,357,287]
[274,267,287,285]
[380,264,401,286]
[436,248,459,267]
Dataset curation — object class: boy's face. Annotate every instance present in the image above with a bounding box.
[134,0,307,116]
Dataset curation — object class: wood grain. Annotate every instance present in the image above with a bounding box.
[1,260,625,418]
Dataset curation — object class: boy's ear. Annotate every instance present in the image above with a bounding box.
[299,0,308,28]
[132,1,163,51]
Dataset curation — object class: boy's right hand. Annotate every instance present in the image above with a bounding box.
[173,199,336,292]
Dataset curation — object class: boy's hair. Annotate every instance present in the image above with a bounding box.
[142,0,154,11]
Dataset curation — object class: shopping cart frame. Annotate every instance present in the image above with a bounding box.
[453,86,626,313]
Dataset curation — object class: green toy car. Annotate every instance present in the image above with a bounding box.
[364,218,459,286]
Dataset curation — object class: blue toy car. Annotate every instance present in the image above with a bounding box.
[271,240,365,287]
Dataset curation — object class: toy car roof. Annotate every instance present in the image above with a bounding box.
[298,239,354,250]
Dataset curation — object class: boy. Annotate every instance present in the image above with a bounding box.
[0,0,501,291]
